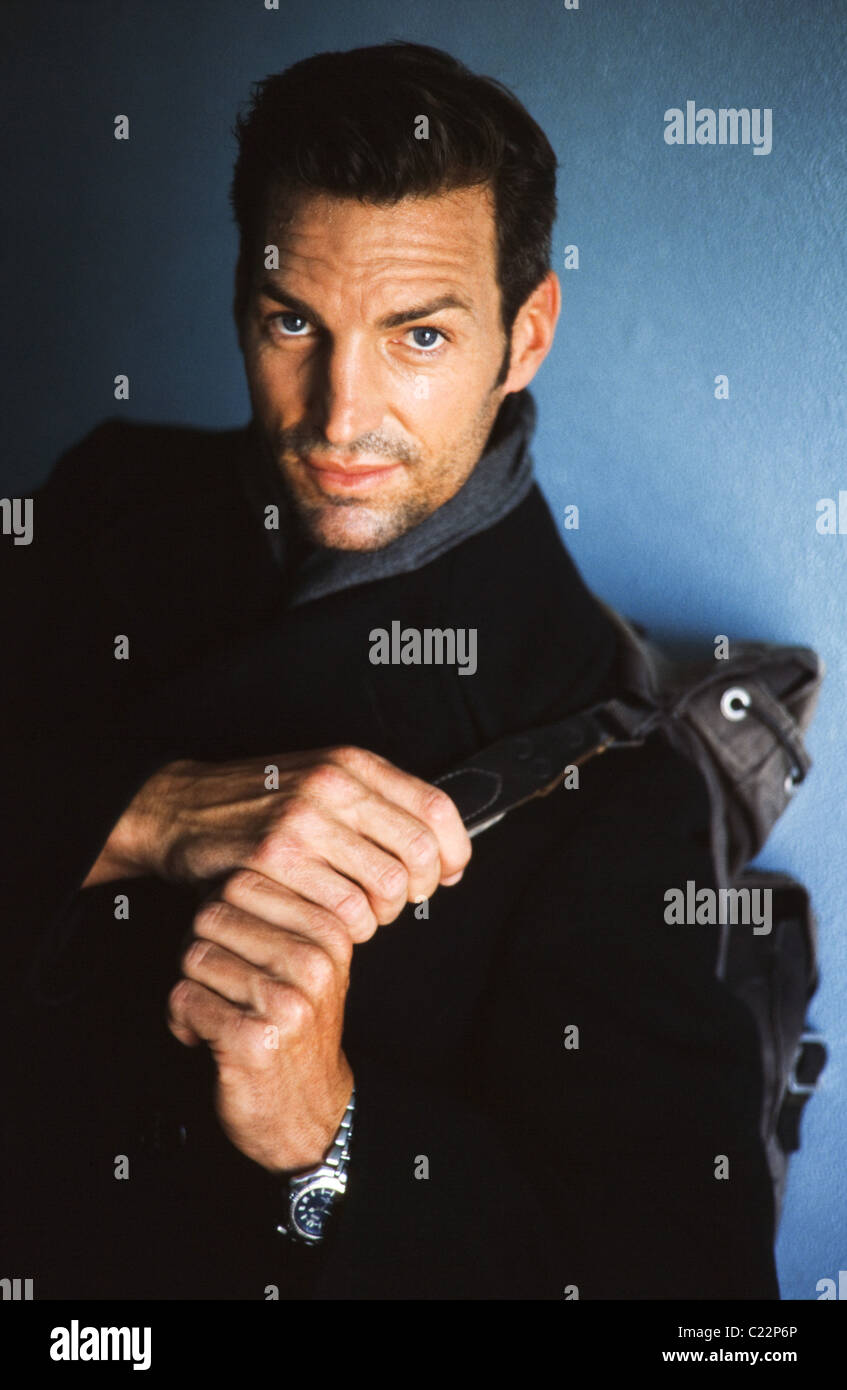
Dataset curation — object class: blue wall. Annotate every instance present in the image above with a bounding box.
[3,0,844,1298]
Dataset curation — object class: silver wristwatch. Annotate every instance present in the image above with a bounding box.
[276,1088,356,1244]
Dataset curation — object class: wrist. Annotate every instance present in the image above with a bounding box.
[266,1067,355,1177]
[277,1085,356,1246]
[81,758,190,888]
[134,759,191,872]
[118,758,195,880]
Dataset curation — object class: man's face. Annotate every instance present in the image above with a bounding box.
[238,185,515,550]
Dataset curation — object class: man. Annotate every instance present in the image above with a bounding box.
[2,41,778,1299]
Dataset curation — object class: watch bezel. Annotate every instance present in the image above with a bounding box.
[288,1170,347,1242]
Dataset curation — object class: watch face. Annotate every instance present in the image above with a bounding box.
[292,1177,345,1240]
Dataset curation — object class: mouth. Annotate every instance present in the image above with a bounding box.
[302,455,402,492]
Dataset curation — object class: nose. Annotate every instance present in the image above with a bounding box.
[309,334,385,448]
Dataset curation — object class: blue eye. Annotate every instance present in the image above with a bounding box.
[276,313,310,335]
[409,327,444,351]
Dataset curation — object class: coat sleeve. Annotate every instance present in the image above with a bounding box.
[300,737,779,1300]
[1,424,183,989]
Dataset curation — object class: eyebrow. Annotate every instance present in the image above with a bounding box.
[377,295,474,328]
[257,281,474,329]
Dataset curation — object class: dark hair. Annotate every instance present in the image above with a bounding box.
[230,41,557,384]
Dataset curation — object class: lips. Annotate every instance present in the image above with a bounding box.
[304,456,401,490]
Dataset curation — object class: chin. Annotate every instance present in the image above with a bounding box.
[303,505,407,552]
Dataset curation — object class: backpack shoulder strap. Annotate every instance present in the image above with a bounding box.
[435,601,822,854]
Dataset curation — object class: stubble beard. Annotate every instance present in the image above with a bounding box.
[282,482,437,552]
[260,361,508,552]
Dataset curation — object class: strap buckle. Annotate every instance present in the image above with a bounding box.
[785,1030,827,1098]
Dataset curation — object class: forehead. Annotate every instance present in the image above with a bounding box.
[262,184,498,304]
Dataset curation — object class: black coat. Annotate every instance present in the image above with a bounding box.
[1,418,779,1300]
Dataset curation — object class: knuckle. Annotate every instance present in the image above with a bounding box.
[232,1013,273,1063]
[251,820,299,869]
[375,860,408,899]
[250,833,279,871]
[406,826,439,867]
[167,977,192,1015]
[182,937,212,972]
[193,898,226,935]
[421,786,459,827]
[327,936,353,970]
[222,868,264,902]
[301,762,352,801]
[250,973,280,1018]
[324,919,354,964]
[301,946,336,994]
[253,976,314,1032]
[305,905,353,960]
[333,889,377,939]
[277,794,324,840]
[273,984,312,1034]
[326,744,369,773]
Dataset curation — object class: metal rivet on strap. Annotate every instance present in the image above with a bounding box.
[720,686,751,722]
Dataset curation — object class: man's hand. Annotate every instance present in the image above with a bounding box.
[167,869,355,1172]
[83,745,471,940]
[98,746,471,1171]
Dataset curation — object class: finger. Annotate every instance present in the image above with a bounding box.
[286,757,445,901]
[334,787,447,904]
[167,975,235,1049]
[204,874,354,967]
[166,974,305,1056]
[180,932,331,1019]
[167,1010,202,1048]
[250,801,413,928]
[186,899,347,1008]
[244,851,381,941]
[305,746,472,882]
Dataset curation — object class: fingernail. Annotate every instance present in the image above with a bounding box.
[442,870,464,886]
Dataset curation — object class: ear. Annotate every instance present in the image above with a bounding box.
[500,271,561,394]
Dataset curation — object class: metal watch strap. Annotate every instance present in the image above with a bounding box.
[277,1087,355,1243]
[322,1085,355,1179]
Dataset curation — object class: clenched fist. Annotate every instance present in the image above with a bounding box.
[167,868,356,1173]
[84,744,472,1172]
[84,744,471,940]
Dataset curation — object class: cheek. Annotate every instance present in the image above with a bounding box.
[245,345,294,413]
[402,357,490,439]
[399,354,473,419]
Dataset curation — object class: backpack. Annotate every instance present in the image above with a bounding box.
[434,602,827,1226]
